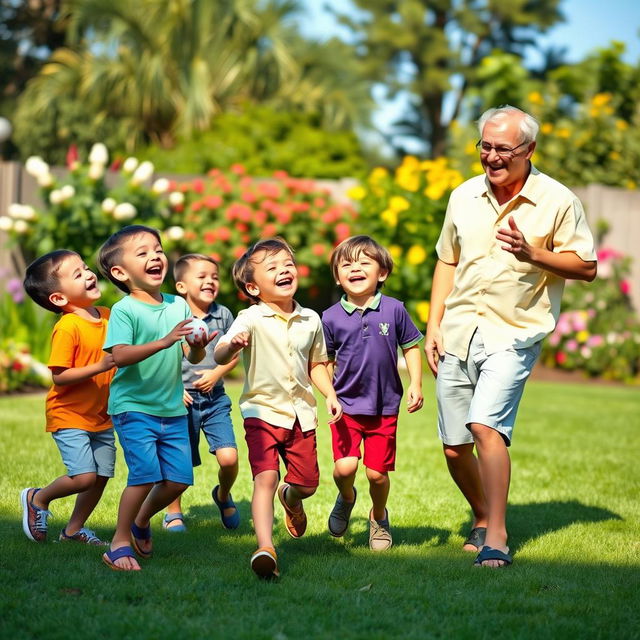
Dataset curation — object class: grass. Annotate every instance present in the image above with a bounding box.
[1,377,639,640]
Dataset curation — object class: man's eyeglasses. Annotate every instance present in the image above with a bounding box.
[476,140,530,158]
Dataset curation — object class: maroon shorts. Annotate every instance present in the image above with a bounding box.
[330,413,398,473]
[244,418,319,488]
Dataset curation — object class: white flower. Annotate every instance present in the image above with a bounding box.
[166,226,185,241]
[13,219,28,234]
[25,156,50,178]
[0,216,13,231]
[8,204,35,219]
[36,171,53,187]
[60,185,76,200]
[101,197,117,214]
[131,161,154,185]
[122,157,139,173]
[168,191,185,206]
[8,203,24,218]
[113,202,137,221]
[88,143,109,165]
[49,189,64,205]
[152,178,170,194]
[88,163,104,180]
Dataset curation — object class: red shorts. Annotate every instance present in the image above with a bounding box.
[330,414,398,473]
[244,418,319,488]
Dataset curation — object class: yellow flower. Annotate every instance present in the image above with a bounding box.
[389,196,410,212]
[389,245,402,260]
[591,92,612,107]
[556,127,571,139]
[406,244,427,265]
[464,141,477,155]
[609,151,621,161]
[541,123,554,135]
[528,91,544,105]
[471,161,483,174]
[616,119,629,131]
[626,180,637,190]
[401,155,420,170]
[395,169,420,192]
[416,301,431,324]
[406,223,418,233]
[347,185,367,201]
[369,167,389,183]
[424,183,446,201]
[576,330,590,343]
[380,209,398,227]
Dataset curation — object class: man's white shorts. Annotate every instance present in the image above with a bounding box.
[436,329,541,447]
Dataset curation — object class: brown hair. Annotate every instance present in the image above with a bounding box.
[98,225,162,293]
[23,250,80,313]
[174,253,219,283]
[330,235,393,290]
[232,237,295,303]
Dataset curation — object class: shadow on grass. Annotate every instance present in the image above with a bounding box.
[459,499,622,553]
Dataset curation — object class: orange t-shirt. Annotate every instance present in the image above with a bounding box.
[45,307,114,432]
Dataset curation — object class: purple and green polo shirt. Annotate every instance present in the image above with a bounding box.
[321,292,423,416]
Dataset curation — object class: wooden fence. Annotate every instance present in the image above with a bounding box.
[1,161,639,311]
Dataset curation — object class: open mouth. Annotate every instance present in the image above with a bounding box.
[348,275,366,283]
[146,265,163,277]
[201,286,216,295]
[276,277,294,287]
[86,280,97,291]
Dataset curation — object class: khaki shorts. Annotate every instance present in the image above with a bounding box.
[436,330,541,446]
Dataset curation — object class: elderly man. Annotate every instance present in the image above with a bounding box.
[425,105,597,567]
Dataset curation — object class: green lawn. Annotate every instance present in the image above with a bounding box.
[1,378,639,640]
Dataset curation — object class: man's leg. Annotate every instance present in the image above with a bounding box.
[469,422,510,567]
[442,443,488,549]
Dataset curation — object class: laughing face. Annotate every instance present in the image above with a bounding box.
[480,113,535,200]
[245,248,298,306]
[176,259,219,313]
[111,231,168,297]
[50,253,101,310]
[336,250,388,305]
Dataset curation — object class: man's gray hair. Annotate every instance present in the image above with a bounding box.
[477,106,539,144]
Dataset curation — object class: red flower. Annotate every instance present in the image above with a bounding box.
[210,252,222,262]
[204,195,223,209]
[217,227,232,241]
[254,210,267,225]
[297,264,310,277]
[258,182,280,199]
[11,360,24,372]
[233,245,247,258]
[335,223,351,241]
[312,243,326,257]
[555,352,567,365]
[262,223,277,237]
[240,176,253,189]
[66,144,79,169]
[204,231,217,244]
[275,210,292,224]
[191,201,203,212]
[314,198,326,208]
[241,191,257,204]
[231,164,247,175]
[309,285,320,298]
[185,231,196,241]
[273,170,289,180]
[236,223,249,233]
[192,178,205,194]
[208,168,221,178]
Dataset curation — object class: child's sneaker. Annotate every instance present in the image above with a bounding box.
[277,484,307,538]
[59,527,109,546]
[250,546,279,580]
[368,509,392,551]
[328,487,357,537]
[20,488,51,542]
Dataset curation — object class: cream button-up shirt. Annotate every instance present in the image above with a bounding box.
[216,301,328,431]
[436,166,597,360]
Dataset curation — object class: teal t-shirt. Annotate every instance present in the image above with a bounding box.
[104,293,191,417]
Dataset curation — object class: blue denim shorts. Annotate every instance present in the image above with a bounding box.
[51,427,116,478]
[186,387,236,467]
[436,330,541,446]
[111,412,193,486]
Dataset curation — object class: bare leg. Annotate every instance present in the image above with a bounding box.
[283,483,316,509]
[66,475,109,535]
[333,456,358,503]
[215,447,239,518]
[136,480,190,534]
[32,472,97,510]
[469,423,511,567]
[366,468,390,521]
[109,484,154,570]
[443,443,488,549]
[252,470,279,548]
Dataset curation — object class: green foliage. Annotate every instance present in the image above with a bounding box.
[347,156,465,325]
[541,248,640,382]
[139,106,367,179]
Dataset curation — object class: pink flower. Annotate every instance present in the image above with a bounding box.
[548,333,561,347]
[204,195,223,209]
[231,164,247,175]
[258,182,280,199]
[335,223,351,242]
[587,335,604,347]
[241,191,257,204]
[192,179,204,194]
[566,339,578,352]
[620,280,631,295]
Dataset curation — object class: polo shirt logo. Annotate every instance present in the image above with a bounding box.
[379,322,390,336]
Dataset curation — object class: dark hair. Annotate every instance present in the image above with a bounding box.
[23,250,80,312]
[173,253,219,283]
[98,225,162,293]
[330,235,394,290]
[232,237,294,303]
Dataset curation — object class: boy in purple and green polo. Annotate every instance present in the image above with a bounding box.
[322,235,424,551]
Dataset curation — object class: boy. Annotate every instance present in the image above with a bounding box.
[322,235,424,551]
[98,225,211,571]
[163,254,240,532]
[214,237,342,580]
[21,250,116,545]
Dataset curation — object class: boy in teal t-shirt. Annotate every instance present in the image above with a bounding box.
[99,225,211,571]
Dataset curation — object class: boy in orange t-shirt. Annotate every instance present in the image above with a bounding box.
[20,250,116,545]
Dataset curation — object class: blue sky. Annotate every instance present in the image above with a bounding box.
[297,0,639,149]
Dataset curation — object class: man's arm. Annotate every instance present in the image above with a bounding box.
[497,215,597,281]
[425,259,457,376]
